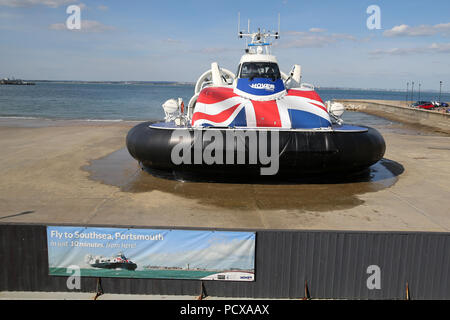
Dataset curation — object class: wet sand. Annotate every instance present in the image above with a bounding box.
[0,117,449,231]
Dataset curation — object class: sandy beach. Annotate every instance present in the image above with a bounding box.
[0,117,449,232]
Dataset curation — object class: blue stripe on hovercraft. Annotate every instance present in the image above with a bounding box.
[288,109,331,129]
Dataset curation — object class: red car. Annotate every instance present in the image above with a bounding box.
[417,103,435,110]
[412,101,435,110]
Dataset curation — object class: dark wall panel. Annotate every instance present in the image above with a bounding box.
[0,223,448,299]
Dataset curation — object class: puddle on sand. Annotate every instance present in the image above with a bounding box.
[83,148,404,212]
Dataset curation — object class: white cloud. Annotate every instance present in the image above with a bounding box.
[309,28,326,33]
[370,43,450,56]
[188,46,240,55]
[197,47,228,54]
[162,38,182,44]
[279,29,356,48]
[429,42,450,52]
[49,20,115,33]
[384,23,450,37]
[97,4,108,11]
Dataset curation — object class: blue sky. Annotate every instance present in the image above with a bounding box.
[1,0,449,90]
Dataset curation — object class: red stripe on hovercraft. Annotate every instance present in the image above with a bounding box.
[309,102,328,113]
[196,87,238,104]
[286,89,324,103]
[251,100,282,127]
[191,103,241,125]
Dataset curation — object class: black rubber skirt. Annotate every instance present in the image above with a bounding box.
[126,121,386,178]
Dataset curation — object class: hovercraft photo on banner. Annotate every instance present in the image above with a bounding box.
[46,226,255,281]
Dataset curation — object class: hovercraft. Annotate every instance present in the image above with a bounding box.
[86,252,137,271]
[126,28,385,179]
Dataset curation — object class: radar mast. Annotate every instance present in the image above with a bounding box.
[237,13,280,55]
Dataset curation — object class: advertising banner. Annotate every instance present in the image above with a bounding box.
[47,226,255,281]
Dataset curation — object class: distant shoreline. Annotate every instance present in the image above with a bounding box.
[3,80,448,93]
[27,80,196,86]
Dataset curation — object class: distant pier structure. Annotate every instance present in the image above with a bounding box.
[0,78,35,85]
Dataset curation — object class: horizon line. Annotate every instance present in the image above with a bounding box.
[14,80,449,93]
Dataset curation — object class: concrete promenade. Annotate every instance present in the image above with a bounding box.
[0,117,448,232]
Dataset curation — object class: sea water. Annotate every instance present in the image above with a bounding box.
[49,267,217,279]
[0,82,448,123]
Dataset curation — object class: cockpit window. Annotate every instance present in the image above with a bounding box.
[240,62,281,80]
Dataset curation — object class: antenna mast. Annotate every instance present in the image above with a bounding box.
[237,12,240,37]
[277,13,280,39]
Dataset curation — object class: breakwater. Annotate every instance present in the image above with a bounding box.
[336,99,450,134]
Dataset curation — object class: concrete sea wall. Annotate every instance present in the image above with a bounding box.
[335,99,450,134]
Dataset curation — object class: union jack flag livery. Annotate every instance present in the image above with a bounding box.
[192,87,331,129]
